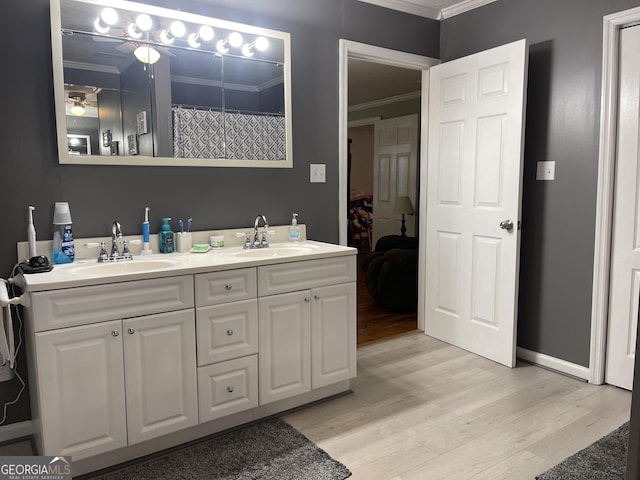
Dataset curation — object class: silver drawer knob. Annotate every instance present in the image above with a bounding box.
[226,329,234,336]
[225,284,233,291]
[111,330,119,337]
[128,328,135,335]
[227,386,234,393]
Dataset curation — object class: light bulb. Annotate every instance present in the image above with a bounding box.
[241,43,254,57]
[229,32,243,48]
[188,33,201,48]
[94,8,118,34]
[161,20,186,44]
[216,39,229,54]
[255,36,269,51]
[101,8,118,25]
[199,25,214,41]
[135,14,153,32]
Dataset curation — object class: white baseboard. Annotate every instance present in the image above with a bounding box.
[517,347,590,381]
[0,421,33,444]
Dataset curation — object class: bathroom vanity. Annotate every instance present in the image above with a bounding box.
[18,231,356,475]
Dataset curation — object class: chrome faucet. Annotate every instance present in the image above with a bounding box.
[95,221,134,262]
[253,214,269,248]
[111,221,122,259]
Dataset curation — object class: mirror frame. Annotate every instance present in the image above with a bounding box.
[50,0,293,168]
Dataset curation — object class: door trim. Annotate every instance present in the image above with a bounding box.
[591,6,640,385]
[338,40,438,331]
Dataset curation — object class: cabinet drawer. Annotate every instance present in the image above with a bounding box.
[258,255,356,296]
[198,355,258,422]
[31,276,194,332]
[195,268,257,306]
[196,299,258,366]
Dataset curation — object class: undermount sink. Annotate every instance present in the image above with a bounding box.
[228,245,317,259]
[69,260,177,276]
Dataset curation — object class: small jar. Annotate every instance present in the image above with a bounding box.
[210,235,225,249]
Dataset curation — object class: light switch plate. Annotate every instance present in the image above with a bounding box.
[310,164,326,183]
[536,161,555,180]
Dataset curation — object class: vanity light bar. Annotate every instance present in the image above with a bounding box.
[93,6,268,57]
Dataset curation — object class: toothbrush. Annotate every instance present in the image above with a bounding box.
[142,207,151,254]
[179,219,184,234]
[187,218,192,233]
[28,206,37,259]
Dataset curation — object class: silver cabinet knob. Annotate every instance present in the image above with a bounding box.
[314,295,320,300]
[304,297,310,303]
[227,386,234,393]
[226,329,234,336]
[111,330,119,337]
[225,284,233,291]
[499,219,514,232]
[128,328,135,335]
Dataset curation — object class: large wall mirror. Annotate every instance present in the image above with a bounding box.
[51,0,292,167]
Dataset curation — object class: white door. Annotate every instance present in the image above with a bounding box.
[605,25,640,390]
[124,310,198,445]
[373,114,419,245]
[424,39,528,367]
[35,320,127,458]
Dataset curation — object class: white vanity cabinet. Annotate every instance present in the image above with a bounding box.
[257,256,357,405]
[21,241,357,473]
[27,276,197,459]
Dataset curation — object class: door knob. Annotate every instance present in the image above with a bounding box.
[499,219,514,232]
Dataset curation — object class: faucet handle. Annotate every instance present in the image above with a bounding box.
[121,240,133,260]
[236,232,253,249]
[98,242,109,263]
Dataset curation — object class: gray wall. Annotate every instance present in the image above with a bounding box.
[442,0,640,367]
[0,0,438,424]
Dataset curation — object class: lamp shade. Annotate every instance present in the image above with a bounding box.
[134,45,161,64]
[393,196,414,215]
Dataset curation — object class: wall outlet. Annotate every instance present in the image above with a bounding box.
[536,161,555,180]
[310,164,326,183]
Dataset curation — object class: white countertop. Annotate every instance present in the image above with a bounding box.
[19,241,357,292]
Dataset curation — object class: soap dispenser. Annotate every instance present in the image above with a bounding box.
[289,213,300,242]
[159,217,175,253]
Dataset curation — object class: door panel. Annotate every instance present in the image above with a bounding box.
[606,25,640,390]
[373,115,418,244]
[425,39,528,367]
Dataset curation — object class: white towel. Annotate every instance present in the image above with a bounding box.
[0,301,15,370]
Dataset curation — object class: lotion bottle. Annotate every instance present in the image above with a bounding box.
[158,217,175,253]
[288,213,300,242]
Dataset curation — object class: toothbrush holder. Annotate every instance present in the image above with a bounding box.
[176,232,192,253]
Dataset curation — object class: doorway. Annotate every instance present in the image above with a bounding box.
[338,40,438,345]
[591,5,640,387]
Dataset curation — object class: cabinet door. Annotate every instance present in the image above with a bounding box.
[35,320,127,459]
[124,310,198,444]
[258,291,311,405]
[311,283,357,389]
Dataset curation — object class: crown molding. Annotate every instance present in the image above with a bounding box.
[349,91,420,112]
[357,0,440,19]
[357,0,498,19]
[440,0,498,19]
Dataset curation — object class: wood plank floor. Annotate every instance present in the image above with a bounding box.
[356,252,419,346]
[284,333,632,480]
